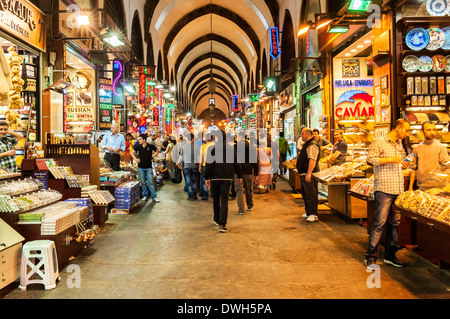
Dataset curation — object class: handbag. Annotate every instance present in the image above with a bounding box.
[171,166,183,184]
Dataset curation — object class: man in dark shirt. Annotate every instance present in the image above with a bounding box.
[131,133,160,203]
[327,130,347,166]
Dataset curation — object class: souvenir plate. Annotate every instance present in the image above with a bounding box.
[426,0,450,16]
[405,28,430,51]
[432,55,447,72]
[445,55,450,71]
[426,28,445,51]
[418,56,434,72]
[402,55,420,72]
[441,27,450,50]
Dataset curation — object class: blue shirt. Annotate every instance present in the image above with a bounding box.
[101,131,126,154]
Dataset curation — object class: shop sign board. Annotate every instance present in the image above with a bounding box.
[112,59,124,106]
[99,77,113,129]
[334,89,374,120]
[232,95,240,111]
[269,27,280,59]
[0,0,46,51]
[280,84,294,111]
[248,94,259,102]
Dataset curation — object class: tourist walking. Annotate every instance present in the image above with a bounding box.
[205,130,243,232]
[130,133,160,203]
[176,133,201,200]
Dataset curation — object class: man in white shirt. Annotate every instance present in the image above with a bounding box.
[409,121,449,190]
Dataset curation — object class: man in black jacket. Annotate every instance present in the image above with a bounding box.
[235,131,259,213]
[296,127,320,222]
[205,130,243,232]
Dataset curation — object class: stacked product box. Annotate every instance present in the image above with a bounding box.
[65,198,94,220]
[41,206,88,235]
[114,181,140,210]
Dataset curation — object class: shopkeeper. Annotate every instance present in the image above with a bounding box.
[0,120,24,173]
[327,130,347,166]
[409,121,449,190]
[100,123,126,171]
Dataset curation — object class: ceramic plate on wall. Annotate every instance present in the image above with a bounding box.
[403,55,420,72]
[432,55,447,71]
[441,27,450,50]
[426,28,445,50]
[405,28,430,50]
[426,0,450,16]
[419,56,434,72]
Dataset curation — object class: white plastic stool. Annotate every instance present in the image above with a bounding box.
[19,240,60,290]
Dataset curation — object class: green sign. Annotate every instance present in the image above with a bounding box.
[248,94,259,102]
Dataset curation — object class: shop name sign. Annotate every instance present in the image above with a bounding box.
[0,0,36,30]
[269,27,280,59]
[0,0,45,51]
[334,79,374,88]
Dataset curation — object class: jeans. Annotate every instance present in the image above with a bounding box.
[236,174,253,211]
[138,167,157,200]
[279,152,287,175]
[183,167,199,197]
[201,165,209,200]
[299,174,318,216]
[366,191,401,261]
[211,180,232,226]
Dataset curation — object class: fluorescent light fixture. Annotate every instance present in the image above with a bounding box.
[267,79,275,90]
[328,25,350,33]
[345,53,352,56]
[357,45,364,48]
[77,15,90,26]
[163,93,172,98]
[351,49,357,52]
[103,35,124,47]
[155,84,164,89]
[364,40,372,44]
[348,0,372,11]
[186,112,192,117]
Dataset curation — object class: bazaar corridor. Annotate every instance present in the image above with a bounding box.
[2,178,450,300]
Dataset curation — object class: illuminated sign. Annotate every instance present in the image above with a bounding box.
[232,95,239,111]
[269,27,280,59]
[334,90,374,120]
[99,78,113,129]
[113,59,124,105]
[334,79,374,88]
[248,94,259,102]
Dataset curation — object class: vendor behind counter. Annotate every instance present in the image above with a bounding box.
[327,130,348,167]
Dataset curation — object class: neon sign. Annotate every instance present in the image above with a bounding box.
[269,27,280,59]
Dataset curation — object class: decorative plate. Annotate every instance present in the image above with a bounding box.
[426,0,450,16]
[405,28,430,50]
[426,28,445,50]
[445,55,450,71]
[432,55,447,71]
[402,55,420,72]
[441,27,450,50]
[419,56,434,72]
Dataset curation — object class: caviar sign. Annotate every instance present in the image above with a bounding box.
[0,0,45,51]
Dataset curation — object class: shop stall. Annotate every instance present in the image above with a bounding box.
[394,163,450,269]
[0,0,46,169]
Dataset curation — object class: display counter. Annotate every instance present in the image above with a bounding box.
[393,163,450,268]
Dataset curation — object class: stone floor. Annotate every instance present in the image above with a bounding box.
[1,178,450,300]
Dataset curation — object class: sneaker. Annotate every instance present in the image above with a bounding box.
[212,218,219,226]
[302,213,308,218]
[247,207,253,211]
[306,215,318,222]
[384,256,405,268]
[141,197,148,201]
[152,198,160,203]
[238,210,245,215]
[219,225,228,233]
[365,259,378,270]
[193,194,198,200]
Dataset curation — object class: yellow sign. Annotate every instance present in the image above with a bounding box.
[0,0,46,51]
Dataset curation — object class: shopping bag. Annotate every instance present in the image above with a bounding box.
[171,166,183,184]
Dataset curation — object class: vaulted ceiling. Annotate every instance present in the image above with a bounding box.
[143,0,280,118]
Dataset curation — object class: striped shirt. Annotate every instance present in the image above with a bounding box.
[367,135,406,195]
